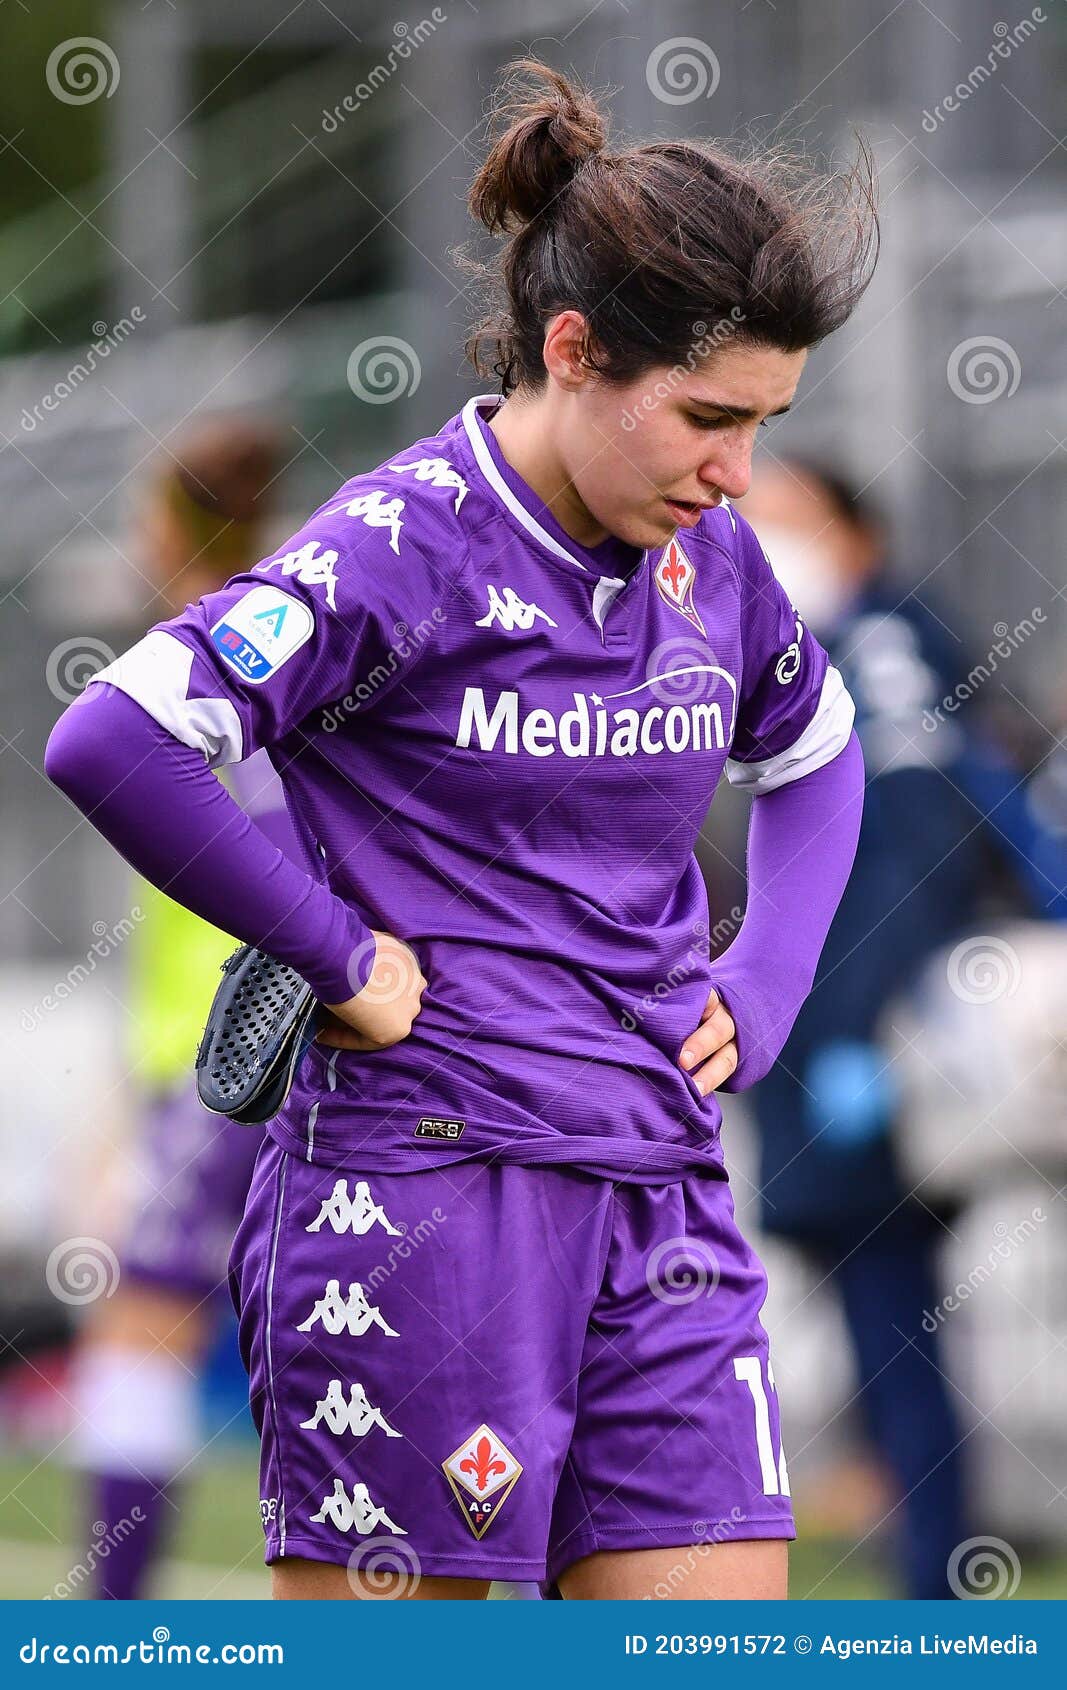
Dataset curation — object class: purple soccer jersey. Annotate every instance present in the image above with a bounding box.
[91,394,854,1181]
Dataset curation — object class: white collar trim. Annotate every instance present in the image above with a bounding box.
[461,393,592,574]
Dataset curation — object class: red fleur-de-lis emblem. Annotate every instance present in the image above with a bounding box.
[459,1435,507,1492]
[654,538,706,635]
[660,549,687,599]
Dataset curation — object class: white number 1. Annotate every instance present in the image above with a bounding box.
[734,1356,791,1497]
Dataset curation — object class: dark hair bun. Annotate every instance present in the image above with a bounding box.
[469,58,607,233]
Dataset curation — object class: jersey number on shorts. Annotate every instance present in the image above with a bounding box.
[734,1357,791,1497]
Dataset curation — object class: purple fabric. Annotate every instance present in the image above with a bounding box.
[91,1471,176,1600]
[229,1139,795,1581]
[44,686,374,1003]
[45,394,858,1181]
[712,729,866,1090]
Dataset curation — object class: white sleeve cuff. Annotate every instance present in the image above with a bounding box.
[91,630,245,767]
[725,664,856,795]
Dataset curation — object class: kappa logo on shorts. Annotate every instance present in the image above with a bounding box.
[300,1379,402,1439]
[442,1423,522,1539]
[306,1178,405,1238]
[310,1478,407,1538]
[296,1278,399,1338]
[414,1116,466,1140]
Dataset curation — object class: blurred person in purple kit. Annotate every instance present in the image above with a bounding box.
[48,61,877,1600]
[65,420,312,1599]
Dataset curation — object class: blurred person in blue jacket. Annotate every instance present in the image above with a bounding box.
[739,458,1067,1599]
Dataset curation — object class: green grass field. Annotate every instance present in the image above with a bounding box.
[2,1451,1064,1600]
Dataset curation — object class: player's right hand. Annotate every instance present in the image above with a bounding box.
[318,929,427,1051]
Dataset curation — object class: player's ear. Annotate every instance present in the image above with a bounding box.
[543,310,595,389]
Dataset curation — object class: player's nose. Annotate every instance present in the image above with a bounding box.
[700,438,753,502]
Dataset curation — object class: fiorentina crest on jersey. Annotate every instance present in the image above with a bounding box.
[654,538,706,637]
[442,1423,522,1538]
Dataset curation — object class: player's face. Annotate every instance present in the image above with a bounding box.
[561,336,807,550]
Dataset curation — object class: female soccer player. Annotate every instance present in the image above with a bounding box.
[47,60,875,1600]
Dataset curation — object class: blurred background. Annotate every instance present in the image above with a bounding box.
[1,0,1066,1600]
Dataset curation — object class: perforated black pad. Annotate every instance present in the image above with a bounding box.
[195,945,319,1125]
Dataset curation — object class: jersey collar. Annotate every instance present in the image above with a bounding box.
[461,393,636,582]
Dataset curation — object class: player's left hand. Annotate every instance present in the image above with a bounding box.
[679,987,738,1095]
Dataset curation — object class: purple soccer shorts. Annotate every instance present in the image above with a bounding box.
[228,1136,795,1587]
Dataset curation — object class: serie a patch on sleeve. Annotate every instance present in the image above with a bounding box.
[210,586,314,683]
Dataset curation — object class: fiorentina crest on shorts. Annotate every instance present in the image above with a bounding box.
[654,538,706,637]
[442,1423,522,1538]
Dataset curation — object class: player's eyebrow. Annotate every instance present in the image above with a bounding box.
[685,397,794,422]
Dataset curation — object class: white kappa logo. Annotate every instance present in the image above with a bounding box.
[309,1479,406,1537]
[306,1179,404,1238]
[255,541,339,610]
[476,583,558,634]
[388,456,468,512]
[300,1379,403,1439]
[296,1279,399,1338]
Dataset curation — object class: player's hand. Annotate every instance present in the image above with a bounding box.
[318,929,427,1052]
[678,986,738,1095]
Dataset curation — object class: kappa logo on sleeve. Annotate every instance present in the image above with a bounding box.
[210,586,314,683]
